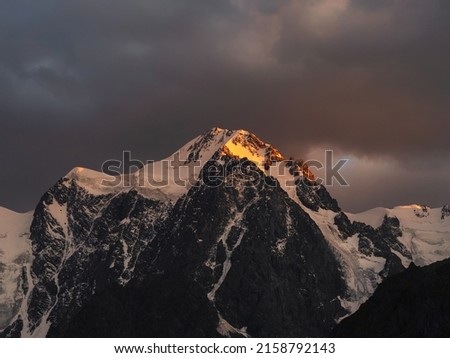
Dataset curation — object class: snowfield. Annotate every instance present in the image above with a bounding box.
[0,207,32,330]
[348,205,450,266]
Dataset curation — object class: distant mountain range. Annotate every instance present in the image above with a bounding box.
[1,128,449,337]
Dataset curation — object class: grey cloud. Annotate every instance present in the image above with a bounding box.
[351,0,394,11]
[0,0,449,212]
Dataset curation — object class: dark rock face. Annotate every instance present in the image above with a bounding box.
[296,179,340,213]
[334,213,410,278]
[414,205,430,218]
[59,159,347,337]
[333,212,354,238]
[9,178,170,337]
[0,318,23,338]
[442,204,450,220]
[333,259,450,337]
[62,280,221,338]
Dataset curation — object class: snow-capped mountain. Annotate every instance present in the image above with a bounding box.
[347,205,450,266]
[0,127,449,337]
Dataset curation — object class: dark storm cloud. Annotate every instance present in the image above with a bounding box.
[0,0,449,212]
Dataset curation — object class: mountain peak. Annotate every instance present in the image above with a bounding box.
[65,166,109,180]
[179,127,284,170]
[220,129,285,167]
[61,128,307,202]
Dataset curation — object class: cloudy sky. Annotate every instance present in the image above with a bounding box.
[1,0,449,213]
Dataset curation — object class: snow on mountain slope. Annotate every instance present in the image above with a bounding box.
[133,128,238,200]
[64,128,286,202]
[303,207,386,316]
[0,207,32,330]
[62,129,235,201]
[294,203,450,316]
[348,205,450,266]
[65,167,118,196]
